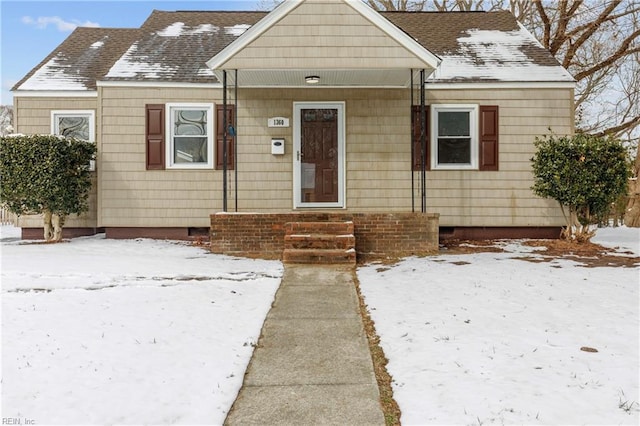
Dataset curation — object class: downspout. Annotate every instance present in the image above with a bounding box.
[420,69,426,213]
[410,69,415,213]
[223,70,228,212]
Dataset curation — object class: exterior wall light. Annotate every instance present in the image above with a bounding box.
[305,75,320,84]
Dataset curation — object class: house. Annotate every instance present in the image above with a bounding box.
[11,0,575,259]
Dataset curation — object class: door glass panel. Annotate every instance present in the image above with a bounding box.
[300,108,338,203]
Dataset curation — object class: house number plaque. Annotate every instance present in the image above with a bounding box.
[268,117,290,128]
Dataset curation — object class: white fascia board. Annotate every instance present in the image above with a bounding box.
[97,81,222,88]
[206,0,304,70]
[13,90,98,98]
[345,0,441,70]
[424,81,576,90]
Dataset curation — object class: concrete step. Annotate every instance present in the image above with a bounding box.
[284,233,355,250]
[282,248,356,265]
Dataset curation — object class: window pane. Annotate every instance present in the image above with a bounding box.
[58,116,89,140]
[174,110,207,136]
[438,138,471,164]
[174,137,207,163]
[438,111,469,136]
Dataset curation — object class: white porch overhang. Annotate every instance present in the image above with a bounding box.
[217,68,431,88]
[205,0,441,88]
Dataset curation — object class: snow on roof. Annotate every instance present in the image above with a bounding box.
[17,54,88,91]
[13,28,140,92]
[428,24,574,82]
[105,42,178,79]
[15,10,574,90]
[157,22,220,37]
[225,24,251,37]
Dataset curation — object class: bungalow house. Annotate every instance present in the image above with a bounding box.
[11,0,575,260]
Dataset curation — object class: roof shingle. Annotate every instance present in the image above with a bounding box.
[14,8,573,92]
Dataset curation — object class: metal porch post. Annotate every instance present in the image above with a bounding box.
[411,69,415,213]
[420,69,426,213]
[223,70,228,212]
[234,69,238,212]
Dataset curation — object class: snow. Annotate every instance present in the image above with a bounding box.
[90,40,105,49]
[105,42,177,79]
[157,22,219,37]
[593,226,640,256]
[16,54,88,91]
[224,24,251,37]
[1,227,282,424]
[358,226,639,425]
[2,225,637,424]
[428,24,575,83]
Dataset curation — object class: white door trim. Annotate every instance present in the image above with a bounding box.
[293,101,346,209]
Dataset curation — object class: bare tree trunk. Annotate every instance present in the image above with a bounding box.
[625,148,640,227]
[43,210,53,241]
[52,214,64,242]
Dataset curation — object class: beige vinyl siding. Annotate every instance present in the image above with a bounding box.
[99,85,571,228]
[236,88,413,212]
[99,87,223,227]
[222,0,429,70]
[419,87,573,227]
[98,86,415,226]
[12,96,98,229]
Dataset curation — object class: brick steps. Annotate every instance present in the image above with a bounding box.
[283,222,356,265]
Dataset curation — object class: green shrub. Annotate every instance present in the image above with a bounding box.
[0,134,96,241]
[531,133,630,241]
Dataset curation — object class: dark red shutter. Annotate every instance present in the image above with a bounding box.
[479,105,499,171]
[411,105,430,171]
[146,104,165,170]
[216,104,235,170]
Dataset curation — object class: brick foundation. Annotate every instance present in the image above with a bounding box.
[21,227,104,240]
[209,212,440,261]
[439,226,563,240]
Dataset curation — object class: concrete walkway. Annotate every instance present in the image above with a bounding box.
[225,265,385,425]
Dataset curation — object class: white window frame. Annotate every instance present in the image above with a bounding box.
[431,104,479,170]
[51,110,96,170]
[165,103,214,169]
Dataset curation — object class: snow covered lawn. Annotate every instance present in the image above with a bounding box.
[358,227,640,425]
[1,227,282,425]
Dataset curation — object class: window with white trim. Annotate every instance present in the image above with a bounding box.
[51,110,96,170]
[431,104,478,170]
[52,110,95,141]
[166,103,214,169]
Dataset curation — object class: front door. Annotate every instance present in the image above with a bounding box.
[294,102,345,208]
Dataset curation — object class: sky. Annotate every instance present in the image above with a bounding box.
[0,0,264,105]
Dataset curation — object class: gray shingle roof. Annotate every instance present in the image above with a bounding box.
[13,27,140,91]
[14,8,572,92]
[382,11,571,82]
[102,10,267,83]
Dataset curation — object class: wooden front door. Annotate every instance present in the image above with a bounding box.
[300,108,338,203]
[294,102,344,208]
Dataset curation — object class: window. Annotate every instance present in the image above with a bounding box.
[51,110,95,141]
[165,103,214,169]
[51,110,95,169]
[432,105,478,170]
[412,104,499,172]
